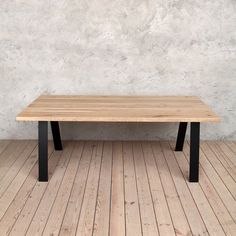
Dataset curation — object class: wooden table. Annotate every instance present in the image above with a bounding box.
[16,95,220,182]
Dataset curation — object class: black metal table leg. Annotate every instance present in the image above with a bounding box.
[175,122,188,151]
[38,121,48,181]
[189,122,200,182]
[50,121,63,150]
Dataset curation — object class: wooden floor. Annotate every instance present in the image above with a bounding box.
[0,140,235,236]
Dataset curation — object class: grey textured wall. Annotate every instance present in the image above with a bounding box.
[0,0,236,140]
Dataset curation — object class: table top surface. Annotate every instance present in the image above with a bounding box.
[16,95,220,122]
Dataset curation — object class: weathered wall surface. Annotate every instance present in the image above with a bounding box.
[0,0,236,140]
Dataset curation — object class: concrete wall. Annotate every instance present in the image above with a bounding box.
[0,0,236,140]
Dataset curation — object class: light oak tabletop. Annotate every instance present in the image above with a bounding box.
[16,95,220,122]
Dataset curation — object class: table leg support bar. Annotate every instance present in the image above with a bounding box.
[38,121,48,182]
[189,122,200,182]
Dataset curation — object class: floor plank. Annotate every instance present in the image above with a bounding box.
[0,140,235,236]
[189,142,236,221]
[25,142,75,236]
[123,142,143,236]
[0,141,37,198]
[142,142,175,236]
[75,142,103,236]
[225,141,236,155]
[42,142,84,236]
[206,142,236,182]
[109,141,125,236]
[170,142,226,235]
[0,140,11,156]
[216,142,236,167]
[181,142,236,236]
[151,141,192,236]
[133,142,159,236]
[59,142,94,236]
[203,142,236,198]
[8,144,59,236]
[161,141,209,236]
[0,142,54,236]
[0,141,29,180]
[0,142,44,220]
[93,142,113,236]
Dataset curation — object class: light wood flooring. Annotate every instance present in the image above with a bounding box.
[0,140,236,236]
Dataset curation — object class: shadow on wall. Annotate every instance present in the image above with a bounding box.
[59,122,179,141]
[11,120,224,140]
